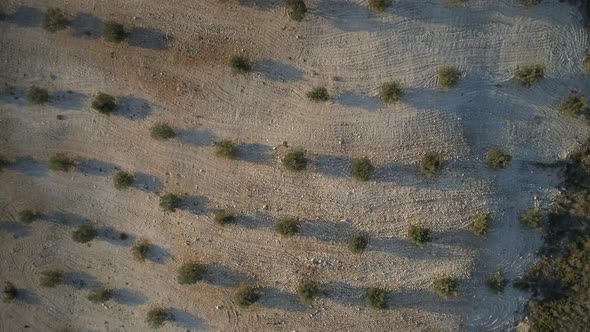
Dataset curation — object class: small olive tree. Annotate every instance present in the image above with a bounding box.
[275,217,299,237]
[160,193,181,212]
[113,171,134,190]
[306,87,329,102]
[88,287,112,303]
[131,238,151,262]
[469,213,490,236]
[520,208,544,228]
[177,261,206,285]
[351,157,374,181]
[48,153,75,172]
[368,0,392,12]
[72,225,98,243]
[420,152,443,175]
[364,287,386,309]
[349,234,368,253]
[297,280,319,305]
[18,209,39,224]
[215,140,238,159]
[584,55,590,72]
[235,285,261,308]
[437,66,461,89]
[40,269,63,288]
[214,210,234,226]
[2,282,17,303]
[514,64,545,87]
[407,225,431,245]
[433,276,459,297]
[379,81,403,103]
[0,155,8,171]
[560,93,588,118]
[91,93,117,114]
[150,123,176,140]
[43,8,68,32]
[230,55,252,74]
[485,148,512,169]
[286,0,307,21]
[146,307,171,329]
[487,272,507,294]
[102,21,126,43]
[28,86,49,105]
[282,149,307,171]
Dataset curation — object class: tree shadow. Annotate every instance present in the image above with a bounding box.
[133,172,164,193]
[116,96,153,120]
[6,6,42,28]
[334,91,381,111]
[127,27,173,50]
[234,213,274,230]
[0,85,28,106]
[77,159,118,176]
[99,226,134,247]
[18,288,41,304]
[316,0,399,32]
[203,263,252,288]
[299,218,359,242]
[0,220,32,238]
[149,244,172,264]
[239,0,281,10]
[255,59,305,81]
[64,271,98,290]
[177,128,217,147]
[237,143,273,164]
[42,211,89,227]
[169,308,209,330]
[370,236,459,261]
[388,288,464,316]
[313,154,352,178]
[256,287,309,312]
[112,288,147,306]
[181,195,209,215]
[69,12,102,39]
[49,90,87,110]
[323,282,365,307]
[7,156,48,176]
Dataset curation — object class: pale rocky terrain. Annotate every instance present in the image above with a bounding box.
[1,0,589,331]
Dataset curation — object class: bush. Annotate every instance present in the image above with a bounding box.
[368,0,392,12]
[433,276,459,297]
[584,55,590,72]
[286,0,307,21]
[282,149,307,171]
[48,153,75,172]
[160,193,181,212]
[177,261,206,285]
[214,210,234,226]
[408,225,432,245]
[131,239,151,262]
[379,81,403,103]
[437,66,461,89]
[42,8,68,32]
[306,87,329,102]
[18,209,39,224]
[515,64,545,87]
[349,234,368,253]
[40,269,63,287]
[2,282,17,303]
[560,93,588,118]
[102,21,126,43]
[150,123,176,140]
[146,307,171,329]
[485,148,511,169]
[469,213,490,236]
[487,271,507,294]
[91,93,116,114]
[215,140,238,159]
[27,86,49,105]
[275,217,299,237]
[72,225,98,243]
[364,287,386,309]
[297,280,319,305]
[520,208,544,228]
[420,152,443,175]
[351,157,374,181]
[230,55,252,74]
[88,287,112,303]
[113,171,134,190]
[235,285,260,308]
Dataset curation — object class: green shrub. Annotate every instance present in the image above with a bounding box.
[40,269,63,288]
[485,148,512,169]
[297,280,319,305]
[88,287,112,303]
[560,93,588,118]
[102,21,126,43]
[2,282,17,303]
[368,0,392,12]
[131,239,151,262]
[150,123,176,140]
[230,55,252,74]
[364,287,386,309]
[433,276,459,297]
[235,285,260,308]
[146,307,171,329]
[306,87,329,102]
[349,234,368,253]
[91,93,116,114]
[282,149,307,171]
[420,152,443,175]
[286,0,307,21]
[351,157,374,181]
[27,86,49,105]
[215,140,238,159]
[72,225,98,243]
[18,209,39,224]
[42,8,68,32]
[584,55,590,72]
[487,271,507,294]
[48,153,75,172]
[177,261,206,285]
[275,217,299,237]
[520,208,544,228]
[408,225,431,245]
[113,171,134,190]
[379,81,403,103]
[437,66,461,89]
[214,210,234,226]
[515,64,545,87]
[160,193,181,212]
[469,213,490,236]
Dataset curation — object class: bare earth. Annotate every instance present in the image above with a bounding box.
[1,0,589,331]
